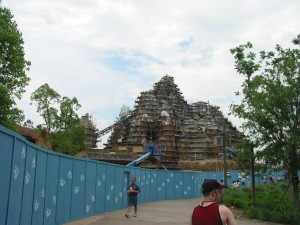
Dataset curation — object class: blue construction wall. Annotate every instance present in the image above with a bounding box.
[0,125,286,225]
[0,126,202,225]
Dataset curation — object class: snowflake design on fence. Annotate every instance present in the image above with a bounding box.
[21,147,26,159]
[74,186,79,194]
[86,204,90,212]
[80,174,85,182]
[32,158,36,168]
[45,208,51,218]
[13,165,19,180]
[41,188,45,198]
[34,200,39,211]
[68,171,72,179]
[25,171,30,184]
[52,195,56,204]
[60,178,65,187]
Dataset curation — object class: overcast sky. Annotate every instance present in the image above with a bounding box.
[3,0,300,145]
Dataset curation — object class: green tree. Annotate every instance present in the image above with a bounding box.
[30,83,61,132]
[52,125,85,155]
[59,97,81,130]
[230,34,300,210]
[31,83,86,154]
[22,119,34,128]
[0,6,31,129]
[235,138,258,206]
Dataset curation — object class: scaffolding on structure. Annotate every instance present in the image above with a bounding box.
[93,75,241,170]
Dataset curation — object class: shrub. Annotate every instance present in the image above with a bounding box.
[222,182,299,224]
[286,211,300,225]
[244,206,257,218]
[256,208,272,221]
[232,198,249,208]
[270,212,289,224]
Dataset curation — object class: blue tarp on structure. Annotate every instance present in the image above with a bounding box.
[227,147,237,155]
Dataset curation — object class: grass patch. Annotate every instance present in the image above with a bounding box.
[221,182,300,225]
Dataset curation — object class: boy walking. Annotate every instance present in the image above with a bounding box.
[125,177,140,218]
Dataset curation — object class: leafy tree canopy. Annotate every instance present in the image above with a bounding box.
[230,34,300,210]
[31,83,86,154]
[30,83,61,132]
[52,126,85,156]
[59,96,81,130]
[0,6,31,129]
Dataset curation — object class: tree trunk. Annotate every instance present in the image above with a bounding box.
[250,147,256,206]
[291,174,299,211]
[223,119,228,185]
[290,148,299,211]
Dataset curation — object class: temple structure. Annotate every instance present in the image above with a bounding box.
[90,75,241,170]
[80,113,98,150]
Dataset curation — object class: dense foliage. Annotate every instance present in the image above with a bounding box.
[52,125,85,156]
[31,83,85,155]
[222,183,300,224]
[30,83,60,132]
[0,6,31,129]
[230,34,300,209]
[0,7,87,155]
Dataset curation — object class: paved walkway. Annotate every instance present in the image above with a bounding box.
[63,197,285,225]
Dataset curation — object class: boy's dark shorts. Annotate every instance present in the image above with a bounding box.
[128,195,138,206]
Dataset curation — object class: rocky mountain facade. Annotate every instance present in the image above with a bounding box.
[104,75,241,170]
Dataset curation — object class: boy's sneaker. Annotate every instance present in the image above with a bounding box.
[125,214,129,218]
[133,213,137,217]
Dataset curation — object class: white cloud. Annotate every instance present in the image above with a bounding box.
[4,0,300,143]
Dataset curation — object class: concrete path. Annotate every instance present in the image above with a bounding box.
[63,197,286,225]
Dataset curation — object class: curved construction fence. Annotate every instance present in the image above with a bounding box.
[0,125,283,225]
